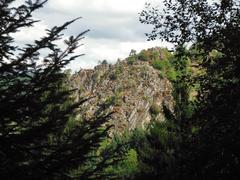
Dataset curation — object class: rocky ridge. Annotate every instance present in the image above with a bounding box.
[71,52,174,133]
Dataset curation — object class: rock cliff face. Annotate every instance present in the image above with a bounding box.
[71,58,174,133]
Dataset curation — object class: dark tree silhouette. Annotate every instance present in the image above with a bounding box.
[0,1,123,179]
[140,0,240,179]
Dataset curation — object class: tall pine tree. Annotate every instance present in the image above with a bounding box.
[0,0,121,179]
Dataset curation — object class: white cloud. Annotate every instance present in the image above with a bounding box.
[12,21,47,44]
[47,0,149,15]
[13,0,168,71]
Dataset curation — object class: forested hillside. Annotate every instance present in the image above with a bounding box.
[0,0,239,179]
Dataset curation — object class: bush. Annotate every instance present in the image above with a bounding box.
[127,56,136,65]
[149,104,161,116]
[138,50,149,61]
[151,59,171,71]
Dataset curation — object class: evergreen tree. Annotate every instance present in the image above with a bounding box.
[131,121,178,180]
[0,1,120,179]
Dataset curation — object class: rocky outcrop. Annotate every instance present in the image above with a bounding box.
[71,58,174,133]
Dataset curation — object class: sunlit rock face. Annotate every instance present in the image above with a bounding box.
[71,59,174,134]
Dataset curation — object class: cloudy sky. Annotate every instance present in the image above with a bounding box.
[13,0,172,71]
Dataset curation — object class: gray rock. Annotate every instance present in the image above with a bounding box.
[70,60,174,134]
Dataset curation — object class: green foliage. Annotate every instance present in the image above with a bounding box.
[166,69,177,81]
[128,121,179,180]
[69,130,127,180]
[140,0,240,179]
[151,60,164,70]
[127,47,179,80]
[123,149,139,173]
[150,51,159,61]
[149,103,161,117]
[127,56,136,65]
[127,49,138,65]
[138,48,172,62]
[115,64,124,74]
[151,59,177,81]
[93,130,142,180]
[105,148,139,179]
[104,93,122,107]
[109,65,123,80]
[138,50,149,61]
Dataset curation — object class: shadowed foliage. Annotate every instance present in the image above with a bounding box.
[0,0,125,179]
[138,0,240,179]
